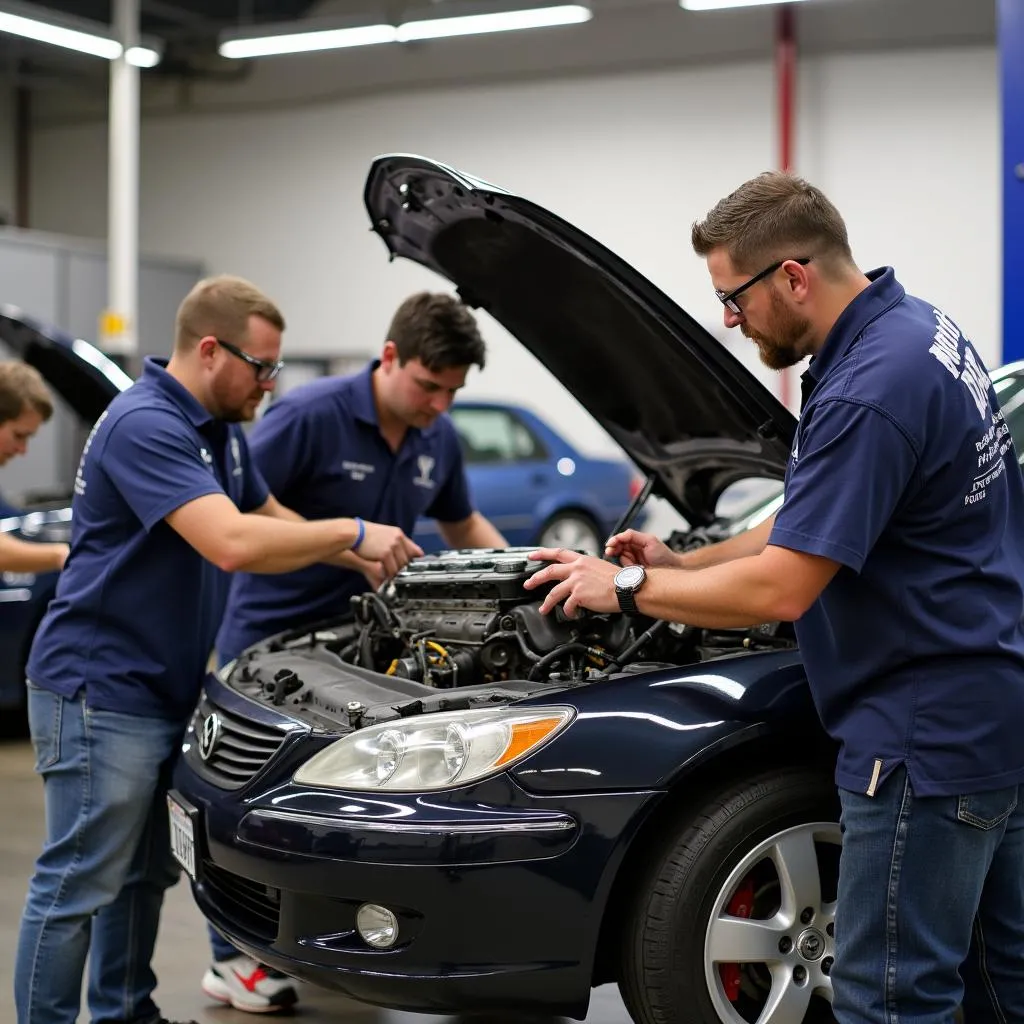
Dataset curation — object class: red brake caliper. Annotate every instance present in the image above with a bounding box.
[720,878,755,1002]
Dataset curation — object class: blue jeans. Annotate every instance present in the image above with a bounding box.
[206,650,244,964]
[834,765,1024,1024]
[207,921,236,961]
[15,684,187,1024]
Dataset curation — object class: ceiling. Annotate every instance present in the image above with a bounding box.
[0,0,998,111]
[0,0,323,85]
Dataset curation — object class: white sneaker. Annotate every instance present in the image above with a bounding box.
[201,954,299,1013]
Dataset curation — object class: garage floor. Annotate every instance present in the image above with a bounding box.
[0,739,631,1023]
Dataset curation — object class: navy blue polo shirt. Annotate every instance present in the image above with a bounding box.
[26,358,269,720]
[216,362,472,661]
[770,268,1024,797]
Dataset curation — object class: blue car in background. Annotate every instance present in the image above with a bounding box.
[417,399,645,555]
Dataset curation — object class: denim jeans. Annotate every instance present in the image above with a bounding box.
[206,649,241,963]
[834,764,1024,1024]
[15,684,187,1024]
[207,921,236,961]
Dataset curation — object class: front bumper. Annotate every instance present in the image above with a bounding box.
[172,677,658,1018]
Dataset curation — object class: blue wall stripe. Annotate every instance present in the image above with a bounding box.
[1002,0,1024,363]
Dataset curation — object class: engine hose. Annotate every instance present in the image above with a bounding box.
[528,643,591,682]
[481,630,542,664]
[604,619,669,674]
[367,592,398,631]
[358,625,375,668]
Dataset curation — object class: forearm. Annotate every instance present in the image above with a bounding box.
[0,534,66,573]
[256,498,380,572]
[636,549,804,628]
[440,512,507,550]
[224,515,359,574]
[675,513,776,570]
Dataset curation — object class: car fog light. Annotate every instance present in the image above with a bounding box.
[356,903,399,948]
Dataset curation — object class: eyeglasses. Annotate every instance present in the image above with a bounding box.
[716,257,812,314]
[216,339,284,383]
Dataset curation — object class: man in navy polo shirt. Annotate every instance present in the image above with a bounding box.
[215,291,506,665]
[526,172,1024,1022]
[14,275,421,1024]
[204,291,506,990]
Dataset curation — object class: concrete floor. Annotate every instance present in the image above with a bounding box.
[0,738,632,1024]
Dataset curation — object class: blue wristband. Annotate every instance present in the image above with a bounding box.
[352,516,366,551]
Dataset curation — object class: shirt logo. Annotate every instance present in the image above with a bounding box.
[791,439,799,464]
[929,308,990,421]
[343,460,375,482]
[413,454,436,489]
[199,447,214,469]
[230,436,243,477]
[73,409,108,497]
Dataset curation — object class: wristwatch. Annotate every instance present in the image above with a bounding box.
[614,564,647,614]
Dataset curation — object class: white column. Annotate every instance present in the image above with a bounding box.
[103,0,140,362]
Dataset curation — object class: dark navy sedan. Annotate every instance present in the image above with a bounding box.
[168,155,840,1024]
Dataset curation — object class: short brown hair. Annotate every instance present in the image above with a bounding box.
[691,171,854,276]
[0,361,53,425]
[174,274,285,351]
[386,292,486,372]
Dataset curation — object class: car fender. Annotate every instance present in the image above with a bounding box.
[510,648,822,793]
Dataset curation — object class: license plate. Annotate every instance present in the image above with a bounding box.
[167,792,197,881]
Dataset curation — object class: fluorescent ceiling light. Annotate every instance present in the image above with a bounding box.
[0,1,163,64]
[219,4,591,58]
[396,5,592,41]
[0,9,120,58]
[680,0,809,9]
[125,45,161,68]
[220,22,397,59]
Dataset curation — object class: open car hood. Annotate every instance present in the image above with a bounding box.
[364,155,796,525]
[0,306,131,424]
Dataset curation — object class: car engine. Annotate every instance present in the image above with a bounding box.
[308,547,795,688]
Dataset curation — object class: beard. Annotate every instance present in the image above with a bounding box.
[742,286,813,370]
[209,377,264,423]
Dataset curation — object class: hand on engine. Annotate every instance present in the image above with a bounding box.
[605,529,678,569]
[524,547,619,617]
[356,522,423,579]
[358,559,386,591]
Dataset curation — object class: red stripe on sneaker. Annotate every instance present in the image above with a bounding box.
[232,966,267,993]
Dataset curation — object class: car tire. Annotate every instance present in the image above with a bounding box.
[619,768,841,1024]
[536,512,604,556]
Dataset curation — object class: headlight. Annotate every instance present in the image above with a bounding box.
[292,706,574,791]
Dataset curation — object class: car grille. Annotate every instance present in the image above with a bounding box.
[202,861,280,943]
[193,702,290,790]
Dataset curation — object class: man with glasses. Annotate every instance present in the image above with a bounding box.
[15,275,422,1024]
[525,172,1024,1023]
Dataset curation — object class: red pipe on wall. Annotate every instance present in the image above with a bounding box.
[776,4,796,409]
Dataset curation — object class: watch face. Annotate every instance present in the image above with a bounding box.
[615,564,646,590]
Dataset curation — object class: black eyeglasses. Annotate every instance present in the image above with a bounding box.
[216,339,284,383]
[716,257,812,314]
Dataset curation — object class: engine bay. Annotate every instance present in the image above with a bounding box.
[256,547,795,690]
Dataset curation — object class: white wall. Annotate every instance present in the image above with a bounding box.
[27,44,1000,474]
